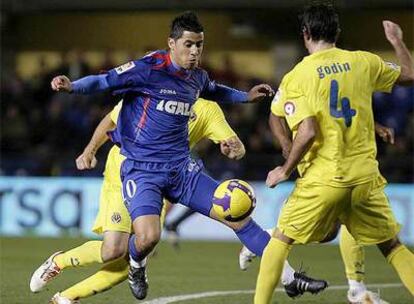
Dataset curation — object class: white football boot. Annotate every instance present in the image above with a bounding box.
[239,245,256,271]
[49,292,80,304]
[348,289,390,304]
[29,251,63,293]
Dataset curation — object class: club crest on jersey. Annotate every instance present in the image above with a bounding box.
[115,61,135,74]
[284,102,295,116]
[156,100,192,116]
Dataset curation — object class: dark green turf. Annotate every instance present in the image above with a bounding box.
[0,237,412,303]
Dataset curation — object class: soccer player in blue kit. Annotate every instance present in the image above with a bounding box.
[50,12,327,300]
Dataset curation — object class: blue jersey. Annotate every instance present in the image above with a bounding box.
[72,50,248,162]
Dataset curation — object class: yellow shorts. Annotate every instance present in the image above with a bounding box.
[92,146,131,235]
[277,174,400,245]
[92,146,169,234]
[92,177,131,235]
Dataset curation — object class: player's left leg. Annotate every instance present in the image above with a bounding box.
[254,181,349,304]
[338,175,414,302]
[344,175,414,297]
[178,168,327,299]
[378,237,414,296]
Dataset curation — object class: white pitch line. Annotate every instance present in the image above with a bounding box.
[141,283,403,304]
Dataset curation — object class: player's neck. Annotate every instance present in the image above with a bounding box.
[307,41,336,55]
[169,52,184,70]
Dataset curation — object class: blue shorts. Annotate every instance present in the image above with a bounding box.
[121,157,219,221]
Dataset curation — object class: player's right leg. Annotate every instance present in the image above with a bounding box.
[182,173,328,299]
[122,160,167,300]
[343,174,414,297]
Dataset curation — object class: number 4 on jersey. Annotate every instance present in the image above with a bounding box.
[329,80,356,127]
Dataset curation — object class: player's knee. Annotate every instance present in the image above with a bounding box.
[136,231,161,251]
[101,239,128,262]
[222,216,251,231]
[377,237,401,258]
[320,221,341,243]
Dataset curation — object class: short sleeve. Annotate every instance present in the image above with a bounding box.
[203,102,236,142]
[106,60,150,89]
[363,52,401,93]
[270,87,285,117]
[272,74,315,130]
[110,100,123,124]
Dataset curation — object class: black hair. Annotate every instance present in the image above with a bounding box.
[300,4,340,43]
[169,11,204,40]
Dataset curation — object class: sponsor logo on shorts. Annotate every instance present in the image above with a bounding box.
[111,212,122,224]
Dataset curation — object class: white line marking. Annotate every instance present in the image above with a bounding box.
[141,283,402,304]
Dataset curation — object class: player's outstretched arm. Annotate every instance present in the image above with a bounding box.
[51,74,111,94]
[76,113,116,170]
[51,75,72,92]
[202,82,274,104]
[220,136,246,160]
[269,113,292,159]
[266,117,317,188]
[383,20,414,84]
[247,84,275,103]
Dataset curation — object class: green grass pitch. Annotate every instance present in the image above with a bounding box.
[1,237,412,303]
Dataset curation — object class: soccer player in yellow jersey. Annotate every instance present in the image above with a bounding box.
[255,5,414,304]
[30,98,245,303]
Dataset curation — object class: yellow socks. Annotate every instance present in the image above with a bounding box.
[61,258,129,300]
[387,245,414,296]
[54,241,103,270]
[339,226,365,282]
[254,238,292,304]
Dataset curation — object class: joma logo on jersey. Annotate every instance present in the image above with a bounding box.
[156,100,192,116]
[159,89,177,95]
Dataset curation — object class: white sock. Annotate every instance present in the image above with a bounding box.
[348,279,366,293]
[130,256,147,268]
[281,260,295,285]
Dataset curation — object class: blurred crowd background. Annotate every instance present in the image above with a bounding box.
[1,1,413,182]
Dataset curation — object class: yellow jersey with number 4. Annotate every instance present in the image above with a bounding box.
[271,47,400,187]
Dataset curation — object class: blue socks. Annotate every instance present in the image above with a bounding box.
[129,234,143,262]
[235,219,271,256]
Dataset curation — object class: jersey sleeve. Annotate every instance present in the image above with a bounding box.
[200,71,248,104]
[202,102,237,143]
[272,73,315,130]
[363,52,401,93]
[110,100,123,124]
[270,87,285,117]
[106,60,150,90]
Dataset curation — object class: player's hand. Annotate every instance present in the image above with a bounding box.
[247,84,275,103]
[375,122,395,144]
[76,150,98,170]
[266,166,289,188]
[220,136,246,160]
[51,75,72,92]
[383,20,403,45]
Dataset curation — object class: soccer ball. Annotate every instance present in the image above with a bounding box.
[212,179,256,222]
